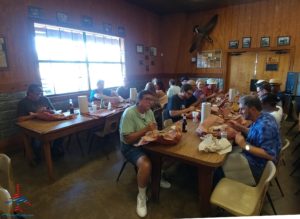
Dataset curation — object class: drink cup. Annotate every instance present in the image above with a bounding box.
[92,104,97,112]
[192,111,199,122]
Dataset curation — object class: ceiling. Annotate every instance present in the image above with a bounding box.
[126,0,261,15]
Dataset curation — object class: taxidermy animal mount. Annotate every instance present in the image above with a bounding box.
[189,14,218,53]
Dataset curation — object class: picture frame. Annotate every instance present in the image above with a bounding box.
[277,36,290,46]
[81,16,93,28]
[229,40,239,49]
[150,46,157,56]
[28,6,43,19]
[0,37,8,69]
[242,37,251,48]
[136,44,144,54]
[56,12,68,24]
[260,36,270,48]
[103,23,113,34]
[117,26,126,37]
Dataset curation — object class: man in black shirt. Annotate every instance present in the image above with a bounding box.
[164,84,196,122]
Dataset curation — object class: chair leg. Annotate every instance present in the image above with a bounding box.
[274,177,284,197]
[75,133,84,157]
[116,161,128,182]
[65,135,72,153]
[290,162,300,176]
[266,192,277,215]
[292,132,300,140]
[291,143,300,154]
[286,121,298,135]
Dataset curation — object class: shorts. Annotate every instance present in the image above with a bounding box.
[121,142,146,165]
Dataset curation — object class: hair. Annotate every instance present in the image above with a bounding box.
[239,95,262,111]
[256,81,271,92]
[27,84,42,94]
[169,79,176,86]
[180,76,189,82]
[155,79,165,92]
[180,84,193,93]
[144,82,156,94]
[261,93,278,107]
[137,90,155,102]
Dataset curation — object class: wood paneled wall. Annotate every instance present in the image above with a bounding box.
[161,0,300,86]
[0,0,162,93]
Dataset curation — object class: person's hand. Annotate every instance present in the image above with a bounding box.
[146,122,157,132]
[188,106,195,112]
[235,132,246,148]
[227,120,242,131]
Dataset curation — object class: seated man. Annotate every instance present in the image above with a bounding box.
[17,84,64,163]
[116,77,130,100]
[261,93,283,127]
[164,84,196,122]
[119,90,170,218]
[226,95,281,181]
[90,80,121,103]
[256,80,271,100]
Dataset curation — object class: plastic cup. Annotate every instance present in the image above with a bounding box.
[192,111,199,122]
[92,104,97,112]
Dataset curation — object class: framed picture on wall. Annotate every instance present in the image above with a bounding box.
[260,36,270,47]
[242,37,251,48]
[0,37,8,69]
[56,12,68,23]
[136,44,144,54]
[81,16,93,28]
[150,47,157,56]
[28,6,43,19]
[228,40,239,49]
[277,36,290,46]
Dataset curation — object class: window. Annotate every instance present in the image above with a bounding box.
[34,23,126,95]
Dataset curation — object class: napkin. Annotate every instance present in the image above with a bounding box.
[198,134,232,155]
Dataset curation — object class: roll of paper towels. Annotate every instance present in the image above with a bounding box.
[78,95,89,114]
[130,88,137,102]
[229,88,236,102]
[201,102,211,124]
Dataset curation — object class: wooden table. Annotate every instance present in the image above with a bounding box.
[16,107,128,181]
[143,120,226,217]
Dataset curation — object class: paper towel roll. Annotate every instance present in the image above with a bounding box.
[130,88,137,102]
[229,88,236,102]
[78,95,89,114]
[201,102,211,124]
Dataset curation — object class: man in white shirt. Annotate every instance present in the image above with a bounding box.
[167,79,180,98]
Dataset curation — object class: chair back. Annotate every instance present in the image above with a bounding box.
[291,100,299,121]
[96,113,121,138]
[0,154,14,194]
[255,161,276,214]
[0,187,12,218]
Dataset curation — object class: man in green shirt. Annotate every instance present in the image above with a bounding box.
[119,90,170,217]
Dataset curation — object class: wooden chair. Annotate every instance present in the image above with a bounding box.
[286,100,299,135]
[116,159,137,182]
[211,161,276,216]
[0,187,12,219]
[0,154,14,195]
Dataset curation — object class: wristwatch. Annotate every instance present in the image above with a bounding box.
[245,144,251,151]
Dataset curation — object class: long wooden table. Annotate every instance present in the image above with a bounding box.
[16,107,127,181]
[143,120,227,217]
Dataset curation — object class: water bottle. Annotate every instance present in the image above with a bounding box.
[69,99,74,114]
[107,101,112,110]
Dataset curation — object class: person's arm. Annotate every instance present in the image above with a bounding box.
[169,106,195,117]
[17,114,36,122]
[235,132,275,161]
[123,122,156,144]
[227,120,249,135]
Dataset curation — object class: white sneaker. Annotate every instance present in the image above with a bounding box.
[136,194,147,217]
[160,178,171,189]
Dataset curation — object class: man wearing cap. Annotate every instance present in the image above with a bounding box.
[256,80,271,100]
[17,84,64,163]
[180,76,189,86]
[269,78,284,106]
[206,78,220,101]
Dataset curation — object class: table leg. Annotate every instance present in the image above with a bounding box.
[198,166,214,217]
[149,153,161,201]
[43,141,54,181]
[22,134,34,164]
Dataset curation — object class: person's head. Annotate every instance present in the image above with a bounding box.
[137,90,155,112]
[96,80,105,90]
[206,78,218,89]
[269,78,281,94]
[154,79,165,92]
[169,79,176,86]
[256,81,271,99]
[27,84,43,101]
[180,76,189,85]
[239,95,262,121]
[261,93,278,111]
[187,80,197,91]
[144,82,156,95]
[179,84,194,100]
[196,79,206,89]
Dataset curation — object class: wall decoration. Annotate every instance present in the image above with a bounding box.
[150,47,157,56]
[56,12,69,23]
[117,26,126,37]
[81,16,93,28]
[139,60,144,65]
[228,40,239,49]
[151,60,155,66]
[197,49,221,68]
[28,6,43,19]
[136,44,144,54]
[103,23,113,34]
[260,36,270,47]
[0,37,8,69]
[144,46,149,53]
[242,37,251,48]
[277,36,290,46]
[265,56,279,71]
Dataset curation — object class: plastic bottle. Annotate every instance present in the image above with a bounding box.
[182,114,187,133]
[107,101,112,110]
[69,99,74,114]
